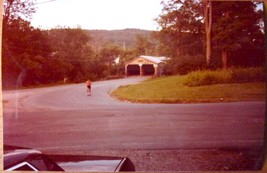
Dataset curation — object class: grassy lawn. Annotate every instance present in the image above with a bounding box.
[111,74,265,104]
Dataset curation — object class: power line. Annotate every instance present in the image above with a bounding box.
[35,0,57,5]
[5,45,94,62]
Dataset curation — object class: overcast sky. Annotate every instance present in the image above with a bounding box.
[31,0,164,30]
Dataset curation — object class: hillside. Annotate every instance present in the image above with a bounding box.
[86,28,154,51]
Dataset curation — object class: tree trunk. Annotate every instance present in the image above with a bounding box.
[176,27,182,57]
[222,50,228,69]
[176,47,181,57]
[203,0,212,65]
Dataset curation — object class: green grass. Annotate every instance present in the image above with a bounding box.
[111,68,266,104]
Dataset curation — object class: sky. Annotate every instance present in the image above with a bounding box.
[31,0,164,31]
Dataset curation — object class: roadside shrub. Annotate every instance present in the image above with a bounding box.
[231,67,265,83]
[183,67,265,87]
[183,70,232,86]
[164,54,206,75]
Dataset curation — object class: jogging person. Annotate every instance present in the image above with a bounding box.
[86,79,92,96]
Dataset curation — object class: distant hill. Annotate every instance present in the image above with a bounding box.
[85,28,154,51]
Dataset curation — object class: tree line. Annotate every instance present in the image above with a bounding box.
[156,0,265,74]
[2,0,153,88]
[2,0,265,88]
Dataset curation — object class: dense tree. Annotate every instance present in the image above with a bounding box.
[156,0,204,56]
[2,0,40,87]
[99,43,122,75]
[2,1,98,86]
[156,0,264,73]
[4,0,36,24]
[2,17,52,87]
[156,0,205,74]
[47,28,95,82]
[212,1,264,68]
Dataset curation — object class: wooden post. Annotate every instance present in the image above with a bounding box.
[153,64,158,77]
[125,64,128,76]
[139,64,143,76]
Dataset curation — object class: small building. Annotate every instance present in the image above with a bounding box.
[125,55,168,76]
[114,56,120,64]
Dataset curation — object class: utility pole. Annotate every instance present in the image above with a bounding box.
[123,42,126,51]
[0,0,3,169]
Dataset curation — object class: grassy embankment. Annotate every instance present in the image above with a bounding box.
[111,67,265,103]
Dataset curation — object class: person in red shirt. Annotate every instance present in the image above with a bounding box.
[86,79,92,96]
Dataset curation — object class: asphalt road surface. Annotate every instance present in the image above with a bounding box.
[3,77,265,171]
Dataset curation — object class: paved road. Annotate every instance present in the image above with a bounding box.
[3,77,265,171]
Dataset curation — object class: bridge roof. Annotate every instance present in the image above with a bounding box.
[126,55,168,65]
[139,56,167,64]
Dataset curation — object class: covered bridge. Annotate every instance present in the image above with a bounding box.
[125,55,167,76]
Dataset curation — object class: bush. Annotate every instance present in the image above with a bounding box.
[183,67,265,87]
[231,67,265,83]
[164,54,206,75]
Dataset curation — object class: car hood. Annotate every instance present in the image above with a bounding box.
[47,154,135,172]
[4,145,135,172]
[57,158,127,172]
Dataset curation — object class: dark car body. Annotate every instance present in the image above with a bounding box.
[4,145,135,172]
